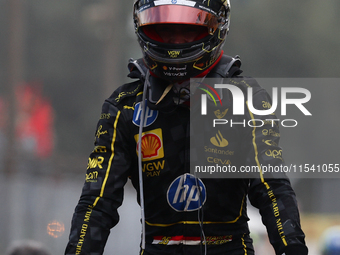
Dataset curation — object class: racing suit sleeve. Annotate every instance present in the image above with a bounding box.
[243,84,308,255]
[65,100,134,255]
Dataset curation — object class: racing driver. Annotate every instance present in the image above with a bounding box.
[65,0,308,254]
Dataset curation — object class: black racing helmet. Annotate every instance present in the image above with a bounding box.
[133,0,231,82]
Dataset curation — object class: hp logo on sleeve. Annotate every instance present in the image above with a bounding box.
[167,174,206,212]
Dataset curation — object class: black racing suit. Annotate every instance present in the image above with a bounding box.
[65,55,308,255]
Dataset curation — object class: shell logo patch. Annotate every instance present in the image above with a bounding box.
[134,128,164,161]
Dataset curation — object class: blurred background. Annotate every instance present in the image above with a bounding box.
[0,0,339,254]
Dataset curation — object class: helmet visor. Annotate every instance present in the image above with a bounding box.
[135,5,219,34]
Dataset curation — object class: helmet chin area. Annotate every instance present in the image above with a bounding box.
[138,30,225,82]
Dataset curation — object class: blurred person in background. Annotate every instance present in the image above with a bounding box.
[6,240,50,255]
[320,226,340,255]
[65,0,308,254]
[0,84,54,173]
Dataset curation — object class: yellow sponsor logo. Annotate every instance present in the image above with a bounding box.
[86,171,98,182]
[114,83,141,102]
[123,105,135,110]
[262,129,280,137]
[210,130,228,147]
[93,146,107,153]
[207,157,231,165]
[262,101,276,115]
[262,101,272,109]
[76,223,88,254]
[204,146,234,155]
[87,156,104,169]
[214,108,228,119]
[168,50,180,58]
[262,139,278,147]
[124,102,135,110]
[205,235,233,245]
[159,236,171,245]
[100,113,111,119]
[265,149,283,160]
[96,125,108,138]
[134,128,164,161]
[143,160,165,177]
[267,189,287,243]
[84,208,92,222]
[115,92,126,102]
